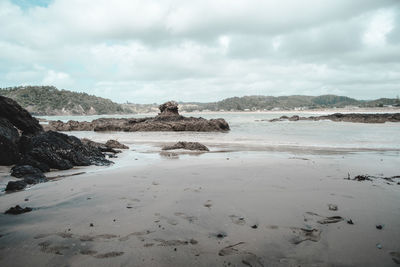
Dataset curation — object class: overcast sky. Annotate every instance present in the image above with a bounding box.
[1,0,399,103]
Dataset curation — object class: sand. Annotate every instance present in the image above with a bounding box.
[0,149,399,266]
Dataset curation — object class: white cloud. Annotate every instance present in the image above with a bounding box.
[363,9,395,47]
[42,70,74,88]
[0,0,400,103]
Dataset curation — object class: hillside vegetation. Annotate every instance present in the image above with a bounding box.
[0,86,127,115]
[177,95,399,112]
[1,86,398,115]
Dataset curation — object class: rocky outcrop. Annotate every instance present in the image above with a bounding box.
[18,131,112,170]
[81,138,126,154]
[45,101,230,132]
[0,95,114,192]
[158,101,179,116]
[0,96,43,134]
[162,141,210,151]
[268,113,400,123]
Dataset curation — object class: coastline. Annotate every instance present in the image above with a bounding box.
[35,107,400,119]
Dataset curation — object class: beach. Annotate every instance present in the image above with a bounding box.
[1,112,400,266]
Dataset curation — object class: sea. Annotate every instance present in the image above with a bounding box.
[38,112,400,155]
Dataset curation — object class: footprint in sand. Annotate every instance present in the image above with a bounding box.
[94,251,124,258]
[229,215,246,225]
[304,211,344,225]
[153,238,198,247]
[183,187,202,193]
[218,242,264,267]
[38,241,70,255]
[390,252,400,264]
[174,212,198,223]
[289,227,321,245]
[119,230,154,241]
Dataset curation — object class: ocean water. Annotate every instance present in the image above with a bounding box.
[38,112,400,154]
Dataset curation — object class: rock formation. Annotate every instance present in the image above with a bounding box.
[45,101,230,132]
[162,141,210,151]
[268,113,400,123]
[0,95,114,192]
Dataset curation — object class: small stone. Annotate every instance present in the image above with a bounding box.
[90,223,94,227]
[251,224,258,229]
[376,225,383,230]
[376,243,382,249]
[328,204,338,211]
[347,219,354,225]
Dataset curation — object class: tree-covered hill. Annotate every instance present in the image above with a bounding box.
[0,86,127,115]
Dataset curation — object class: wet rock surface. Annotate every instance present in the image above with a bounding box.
[11,165,45,178]
[4,205,33,215]
[5,180,28,192]
[162,141,209,151]
[45,101,230,132]
[0,117,20,165]
[105,140,129,149]
[269,113,400,123]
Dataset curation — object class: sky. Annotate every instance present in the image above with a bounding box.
[1,0,399,103]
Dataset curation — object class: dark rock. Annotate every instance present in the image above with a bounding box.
[21,131,111,170]
[0,118,20,165]
[251,224,258,229]
[0,96,43,134]
[44,101,230,132]
[105,139,129,149]
[23,175,48,185]
[162,141,209,151]
[158,101,179,116]
[5,180,27,191]
[11,165,45,178]
[17,155,50,172]
[354,175,371,181]
[288,115,300,121]
[4,205,32,215]
[347,219,354,225]
[269,113,400,123]
[81,138,120,154]
[376,225,383,230]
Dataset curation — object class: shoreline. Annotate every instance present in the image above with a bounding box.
[35,107,400,119]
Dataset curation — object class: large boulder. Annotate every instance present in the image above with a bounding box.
[19,131,111,170]
[0,118,20,165]
[0,96,43,134]
[5,180,28,192]
[158,101,179,116]
[45,101,230,132]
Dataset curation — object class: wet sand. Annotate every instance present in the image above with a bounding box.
[0,150,399,266]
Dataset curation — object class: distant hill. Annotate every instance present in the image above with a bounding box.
[0,86,129,115]
[1,86,398,115]
[176,94,399,112]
